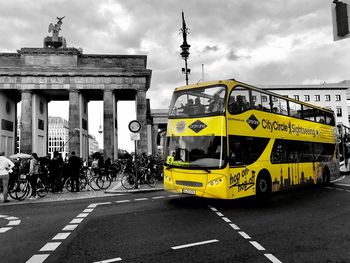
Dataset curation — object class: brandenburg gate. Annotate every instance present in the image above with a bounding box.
[0,18,152,160]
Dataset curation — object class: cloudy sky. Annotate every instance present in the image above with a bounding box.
[0,0,348,152]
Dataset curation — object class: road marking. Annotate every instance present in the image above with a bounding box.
[249,241,266,251]
[93,257,122,263]
[77,213,89,218]
[335,188,345,191]
[229,223,240,230]
[0,214,21,234]
[70,218,84,224]
[26,195,183,262]
[208,206,218,212]
[52,232,71,240]
[335,183,350,187]
[5,216,18,220]
[209,205,281,263]
[116,200,131,203]
[222,217,231,223]
[135,198,148,201]
[216,212,224,217]
[26,254,50,263]
[39,242,61,251]
[171,239,219,250]
[0,227,12,233]
[62,224,78,231]
[265,253,282,263]
[238,231,251,239]
[152,196,165,199]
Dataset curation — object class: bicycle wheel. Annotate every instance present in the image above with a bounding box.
[15,181,30,201]
[96,175,112,190]
[8,182,17,200]
[79,176,88,191]
[147,173,157,188]
[64,178,74,192]
[89,176,101,191]
[121,173,136,190]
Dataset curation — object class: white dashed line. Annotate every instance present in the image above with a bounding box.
[26,254,50,263]
[39,242,62,251]
[168,194,179,197]
[62,224,78,231]
[93,257,122,263]
[7,220,21,226]
[0,214,21,234]
[216,212,224,217]
[209,205,281,263]
[83,208,94,213]
[222,217,231,223]
[152,196,165,199]
[135,198,148,201]
[76,213,89,218]
[265,253,282,263]
[115,200,131,203]
[0,227,12,233]
[238,231,251,239]
[70,218,84,224]
[249,241,266,251]
[229,223,240,230]
[52,232,71,240]
[171,239,219,250]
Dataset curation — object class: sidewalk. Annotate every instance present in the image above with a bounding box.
[0,180,164,205]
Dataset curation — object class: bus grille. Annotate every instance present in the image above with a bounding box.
[176,180,203,187]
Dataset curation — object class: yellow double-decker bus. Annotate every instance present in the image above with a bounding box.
[163,79,339,199]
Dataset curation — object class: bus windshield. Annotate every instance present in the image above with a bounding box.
[168,85,226,117]
[166,135,226,169]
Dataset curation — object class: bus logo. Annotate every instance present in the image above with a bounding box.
[176,121,186,133]
[247,115,260,130]
[189,120,207,133]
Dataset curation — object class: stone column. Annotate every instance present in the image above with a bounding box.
[20,90,33,154]
[135,88,148,154]
[152,124,159,155]
[69,90,80,156]
[103,89,118,160]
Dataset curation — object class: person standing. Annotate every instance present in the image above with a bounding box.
[68,151,81,192]
[48,151,62,193]
[28,153,40,199]
[0,152,14,203]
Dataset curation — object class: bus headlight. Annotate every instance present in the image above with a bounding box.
[208,178,223,186]
[165,175,172,183]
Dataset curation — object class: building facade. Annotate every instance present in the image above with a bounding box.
[48,116,69,158]
[260,80,349,127]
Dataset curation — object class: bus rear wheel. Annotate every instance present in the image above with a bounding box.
[256,173,271,199]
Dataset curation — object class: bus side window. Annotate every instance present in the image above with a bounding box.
[251,90,271,112]
[289,101,302,119]
[315,109,326,124]
[228,87,250,114]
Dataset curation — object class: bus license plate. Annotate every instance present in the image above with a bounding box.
[182,189,196,195]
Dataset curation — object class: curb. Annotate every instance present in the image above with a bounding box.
[105,187,164,194]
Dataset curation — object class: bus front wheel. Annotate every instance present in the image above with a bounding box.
[256,173,271,198]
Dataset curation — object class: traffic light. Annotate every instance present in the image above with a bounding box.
[334,0,349,36]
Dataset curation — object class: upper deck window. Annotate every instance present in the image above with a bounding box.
[168,85,226,118]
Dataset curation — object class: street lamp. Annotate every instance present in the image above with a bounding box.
[180,11,191,85]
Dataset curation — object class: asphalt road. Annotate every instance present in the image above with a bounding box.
[1,182,350,263]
